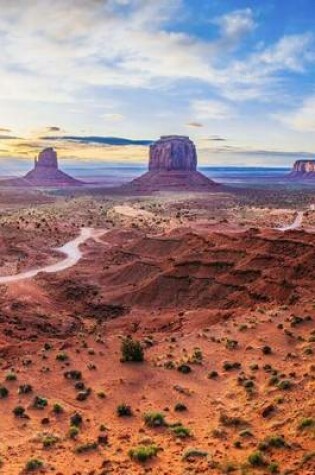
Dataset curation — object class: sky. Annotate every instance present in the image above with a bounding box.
[0,0,315,172]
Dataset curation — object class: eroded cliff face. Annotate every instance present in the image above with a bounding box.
[149,136,197,171]
[289,160,315,179]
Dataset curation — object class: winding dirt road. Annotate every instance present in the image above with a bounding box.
[277,211,303,231]
[0,227,106,284]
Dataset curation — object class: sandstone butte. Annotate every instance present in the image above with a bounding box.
[127,135,219,192]
[1,147,82,187]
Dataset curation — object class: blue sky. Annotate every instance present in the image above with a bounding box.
[0,0,314,169]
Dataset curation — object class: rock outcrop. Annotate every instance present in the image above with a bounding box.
[125,135,218,193]
[149,136,197,171]
[4,148,82,187]
[288,160,315,179]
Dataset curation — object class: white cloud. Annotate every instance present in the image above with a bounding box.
[215,8,256,43]
[275,96,315,132]
[192,99,234,120]
[0,1,313,105]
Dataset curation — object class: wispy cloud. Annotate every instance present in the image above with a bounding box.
[40,135,153,146]
[192,99,234,120]
[275,95,315,132]
[186,122,204,128]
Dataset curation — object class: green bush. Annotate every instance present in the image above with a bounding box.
[5,372,17,381]
[117,403,132,417]
[13,405,26,417]
[32,396,48,409]
[120,337,144,363]
[25,459,43,471]
[0,386,9,398]
[144,412,166,427]
[248,451,266,467]
[182,448,208,460]
[53,403,64,414]
[75,441,98,453]
[169,423,191,438]
[68,426,79,439]
[298,417,314,430]
[128,444,159,462]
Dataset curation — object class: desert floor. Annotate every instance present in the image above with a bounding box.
[0,185,313,474]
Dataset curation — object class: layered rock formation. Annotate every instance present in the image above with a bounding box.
[3,148,82,187]
[126,135,218,192]
[288,160,315,179]
[149,135,197,171]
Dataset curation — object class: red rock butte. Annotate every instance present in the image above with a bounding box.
[23,147,82,186]
[128,135,218,192]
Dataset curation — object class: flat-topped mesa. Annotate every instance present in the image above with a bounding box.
[149,135,197,171]
[288,159,315,179]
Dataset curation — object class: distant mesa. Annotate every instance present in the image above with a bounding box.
[126,135,218,192]
[2,148,82,187]
[288,159,315,179]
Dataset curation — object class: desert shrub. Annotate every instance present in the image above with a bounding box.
[239,429,253,438]
[32,396,48,409]
[248,451,266,467]
[223,361,241,371]
[182,448,208,460]
[42,435,59,448]
[144,412,166,427]
[70,412,82,427]
[268,461,280,473]
[117,403,132,417]
[0,386,9,398]
[68,426,79,439]
[53,403,64,414]
[64,370,82,380]
[128,444,159,462]
[262,345,272,355]
[226,339,238,349]
[18,384,33,394]
[249,363,259,371]
[277,379,293,390]
[169,423,191,438]
[258,435,287,451]
[220,413,247,427]
[120,337,144,363]
[5,372,17,381]
[25,459,43,471]
[177,363,192,374]
[76,389,91,401]
[56,352,69,362]
[75,441,98,453]
[298,418,314,430]
[174,402,187,412]
[13,405,26,417]
[208,371,218,379]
